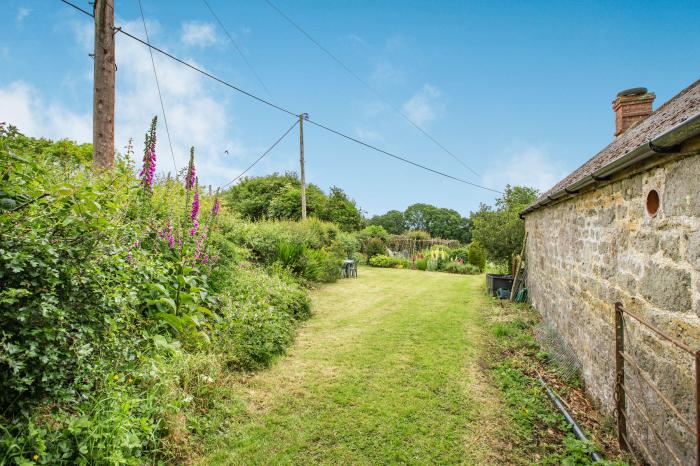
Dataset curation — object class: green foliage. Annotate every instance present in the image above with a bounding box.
[404,229,431,240]
[470,185,538,265]
[228,218,339,265]
[467,241,487,272]
[403,203,472,243]
[442,262,480,275]
[368,210,405,234]
[323,186,365,232]
[357,224,389,242]
[415,258,428,271]
[0,125,320,465]
[368,254,410,269]
[215,267,310,370]
[224,174,365,231]
[329,231,360,260]
[449,247,470,262]
[364,237,387,260]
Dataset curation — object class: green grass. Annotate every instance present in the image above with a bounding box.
[200,268,508,465]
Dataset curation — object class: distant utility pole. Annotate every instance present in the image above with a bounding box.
[299,113,308,220]
[92,0,116,171]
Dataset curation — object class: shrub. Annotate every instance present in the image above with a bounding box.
[427,258,439,271]
[443,262,481,275]
[357,225,388,242]
[305,248,341,283]
[365,237,386,260]
[468,241,487,272]
[330,231,360,260]
[415,258,428,271]
[214,267,310,370]
[449,247,470,263]
[368,254,409,269]
[405,230,431,240]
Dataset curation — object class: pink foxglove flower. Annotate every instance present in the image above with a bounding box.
[191,188,200,221]
[140,117,157,192]
[185,147,196,190]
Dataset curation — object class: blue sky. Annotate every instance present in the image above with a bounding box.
[1,1,699,216]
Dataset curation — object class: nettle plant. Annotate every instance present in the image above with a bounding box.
[136,119,221,344]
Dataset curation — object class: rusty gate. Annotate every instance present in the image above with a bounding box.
[614,302,700,465]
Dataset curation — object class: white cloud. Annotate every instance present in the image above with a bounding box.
[355,127,384,143]
[481,145,569,193]
[1,19,254,187]
[16,8,31,23]
[0,81,91,142]
[181,21,221,48]
[370,62,402,84]
[401,84,442,126]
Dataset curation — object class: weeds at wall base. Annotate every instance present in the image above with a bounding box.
[484,300,630,465]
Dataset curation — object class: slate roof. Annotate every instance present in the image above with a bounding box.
[526,79,700,210]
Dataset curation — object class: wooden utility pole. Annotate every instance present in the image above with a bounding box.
[299,113,308,220]
[92,0,116,171]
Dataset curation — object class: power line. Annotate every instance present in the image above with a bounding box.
[305,119,502,193]
[59,0,502,194]
[137,0,177,173]
[220,119,299,188]
[201,0,272,97]
[263,0,482,178]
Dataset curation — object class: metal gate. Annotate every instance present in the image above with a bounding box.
[614,302,700,465]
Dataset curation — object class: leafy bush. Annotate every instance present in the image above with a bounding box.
[467,241,487,272]
[369,254,410,269]
[215,267,309,370]
[330,231,360,260]
[405,229,431,240]
[415,258,428,271]
[364,237,386,260]
[443,262,480,275]
[224,173,364,231]
[449,247,470,263]
[228,219,339,267]
[357,225,388,242]
[0,123,321,465]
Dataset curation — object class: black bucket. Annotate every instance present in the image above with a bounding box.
[486,273,513,297]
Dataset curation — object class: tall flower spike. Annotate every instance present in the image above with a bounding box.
[140,116,158,192]
[211,194,221,217]
[191,182,200,222]
[185,147,196,190]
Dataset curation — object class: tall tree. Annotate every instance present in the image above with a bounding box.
[224,174,365,231]
[368,210,406,234]
[470,185,538,265]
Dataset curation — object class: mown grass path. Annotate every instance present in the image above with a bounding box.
[203,267,506,465]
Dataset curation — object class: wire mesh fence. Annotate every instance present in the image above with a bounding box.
[533,321,582,384]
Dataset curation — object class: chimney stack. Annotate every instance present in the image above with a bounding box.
[612,87,655,137]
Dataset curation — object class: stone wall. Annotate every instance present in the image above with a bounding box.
[524,149,700,464]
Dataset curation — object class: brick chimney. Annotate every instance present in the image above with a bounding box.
[612,87,655,136]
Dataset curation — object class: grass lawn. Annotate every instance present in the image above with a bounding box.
[200,267,508,465]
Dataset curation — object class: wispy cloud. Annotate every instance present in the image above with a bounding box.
[401,85,442,126]
[481,145,569,193]
[383,34,405,53]
[0,19,259,187]
[0,81,91,142]
[16,7,31,23]
[355,127,384,143]
[181,21,221,48]
[370,62,403,85]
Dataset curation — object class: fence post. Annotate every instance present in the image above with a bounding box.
[695,350,700,466]
[615,302,628,451]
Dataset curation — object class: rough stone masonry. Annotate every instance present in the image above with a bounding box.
[523,80,700,465]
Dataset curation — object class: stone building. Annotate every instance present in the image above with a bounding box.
[521,80,700,464]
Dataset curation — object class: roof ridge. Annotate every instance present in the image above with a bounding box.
[525,78,700,212]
